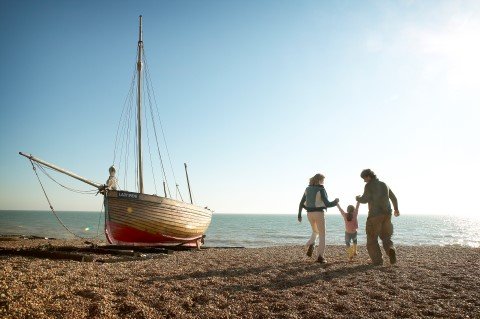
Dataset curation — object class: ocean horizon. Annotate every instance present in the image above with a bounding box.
[0,210,479,248]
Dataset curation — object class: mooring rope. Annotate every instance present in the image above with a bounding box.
[29,159,103,240]
[96,198,105,239]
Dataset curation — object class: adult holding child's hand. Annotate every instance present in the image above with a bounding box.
[298,173,339,264]
[356,169,399,266]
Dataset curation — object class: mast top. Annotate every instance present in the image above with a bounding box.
[138,15,143,43]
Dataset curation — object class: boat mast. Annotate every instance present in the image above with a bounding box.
[184,163,193,204]
[137,15,144,193]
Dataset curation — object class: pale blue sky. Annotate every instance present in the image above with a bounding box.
[1,0,479,215]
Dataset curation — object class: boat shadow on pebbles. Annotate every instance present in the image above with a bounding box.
[0,238,199,263]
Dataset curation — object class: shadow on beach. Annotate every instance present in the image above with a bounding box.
[2,242,479,318]
[150,256,390,292]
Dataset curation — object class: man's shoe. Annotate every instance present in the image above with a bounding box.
[369,257,383,266]
[388,248,397,265]
[316,256,327,264]
[306,244,314,257]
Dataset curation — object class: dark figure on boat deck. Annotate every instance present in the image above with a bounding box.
[356,169,399,266]
[106,166,118,190]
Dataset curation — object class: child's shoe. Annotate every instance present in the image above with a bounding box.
[347,246,354,261]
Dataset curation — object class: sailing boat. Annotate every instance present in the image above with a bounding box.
[20,16,213,248]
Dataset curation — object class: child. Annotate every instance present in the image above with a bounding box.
[336,202,360,261]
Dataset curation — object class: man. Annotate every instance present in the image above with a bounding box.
[356,169,399,266]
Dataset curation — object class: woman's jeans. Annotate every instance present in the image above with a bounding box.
[306,211,326,258]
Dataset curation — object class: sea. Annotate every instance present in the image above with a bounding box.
[0,211,479,248]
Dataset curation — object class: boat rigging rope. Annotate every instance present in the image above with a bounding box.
[113,66,137,191]
[111,48,185,198]
[175,184,184,201]
[144,105,159,194]
[145,89,170,196]
[29,160,103,240]
[144,52,176,194]
[35,163,97,194]
[147,99,171,197]
[122,101,135,190]
[113,62,138,165]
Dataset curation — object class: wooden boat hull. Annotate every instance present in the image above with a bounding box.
[104,190,212,247]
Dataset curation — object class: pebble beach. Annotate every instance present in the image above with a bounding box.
[1,239,479,319]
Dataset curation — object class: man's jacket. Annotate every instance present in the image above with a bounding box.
[357,178,398,217]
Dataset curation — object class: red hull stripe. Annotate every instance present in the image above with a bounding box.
[106,220,202,247]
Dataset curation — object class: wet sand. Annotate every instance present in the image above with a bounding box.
[1,239,479,318]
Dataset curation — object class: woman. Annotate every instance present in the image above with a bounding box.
[298,173,339,263]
